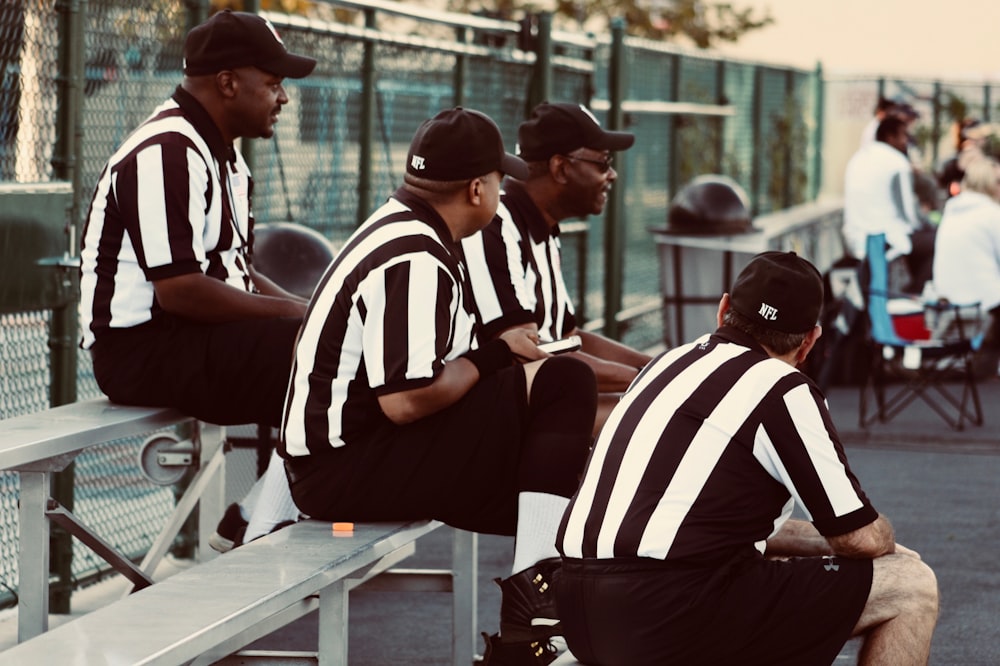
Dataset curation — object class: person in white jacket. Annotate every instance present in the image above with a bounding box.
[844,115,935,293]
[932,154,1000,376]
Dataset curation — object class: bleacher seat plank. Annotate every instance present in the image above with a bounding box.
[0,520,444,665]
[0,399,186,471]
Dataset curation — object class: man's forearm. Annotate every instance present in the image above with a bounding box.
[155,273,306,321]
[827,514,896,559]
[764,519,834,557]
[577,329,653,369]
[377,358,479,424]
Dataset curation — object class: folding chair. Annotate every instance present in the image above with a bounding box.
[859,233,984,431]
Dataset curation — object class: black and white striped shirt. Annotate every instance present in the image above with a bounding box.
[79,86,253,349]
[463,180,576,342]
[558,327,877,561]
[280,188,479,457]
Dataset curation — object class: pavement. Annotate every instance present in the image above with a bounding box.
[1,377,998,665]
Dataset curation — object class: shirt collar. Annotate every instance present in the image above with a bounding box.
[391,187,461,251]
[502,179,560,242]
[711,325,770,356]
[171,86,236,165]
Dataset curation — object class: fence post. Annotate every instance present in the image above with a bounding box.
[985,83,992,123]
[750,65,763,216]
[453,26,468,107]
[525,12,553,112]
[812,62,824,201]
[184,0,209,32]
[357,8,377,225]
[714,60,726,172]
[667,53,680,198]
[783,69,794,208]
[240,0,259,172]
[602,18,626,340]
[50,0,87,615]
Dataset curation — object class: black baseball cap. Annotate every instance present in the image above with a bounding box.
[729,251,823,334]
[183,10,317,78]
[406,108,529,182]
[517,102,635,162]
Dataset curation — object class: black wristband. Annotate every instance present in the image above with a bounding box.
[463,339,514,377]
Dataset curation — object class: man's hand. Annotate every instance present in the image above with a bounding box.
[499,327,546,363]
[893,542,922,560]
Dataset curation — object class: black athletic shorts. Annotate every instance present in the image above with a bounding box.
[285,365,529,536]
[90,314,302,428]
[557,550,872,666]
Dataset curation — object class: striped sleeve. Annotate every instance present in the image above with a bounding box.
[119,139,208,280]
[464,210,536,341]
[365,249,458,396]
[755,379,877,537]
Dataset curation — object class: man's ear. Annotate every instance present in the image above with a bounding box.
[795,325,823,365]
[717,293,731,328]
[549,154,570,184]
[216,70,238,99]
[467,176,484,206]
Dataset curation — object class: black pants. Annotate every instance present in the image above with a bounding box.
[285,356,597,536]
[89,315,302,427]
[558,553,871,666]
[903,226,936,294]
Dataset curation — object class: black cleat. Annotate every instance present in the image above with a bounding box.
[496,558,562,642]
[209,503,248,553]
[480,632,558,665]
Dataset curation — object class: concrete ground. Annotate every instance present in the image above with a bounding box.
[1,378,998,664]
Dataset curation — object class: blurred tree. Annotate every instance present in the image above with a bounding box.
[211,0,314,14]
[452,0,773,46]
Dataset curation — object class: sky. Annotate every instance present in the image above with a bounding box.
[713,0,1000,80]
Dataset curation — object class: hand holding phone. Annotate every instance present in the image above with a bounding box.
[538,335,582,355]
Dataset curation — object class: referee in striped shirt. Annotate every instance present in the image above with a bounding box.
[463,102,653,438]
[555,252,938,665]
[279,108,598,664]
[79,11,314,428]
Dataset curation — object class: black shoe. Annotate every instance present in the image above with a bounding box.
[496,558,561,642]
[243,519,298,546]
[209,503,248,553]
[480,632,558,666]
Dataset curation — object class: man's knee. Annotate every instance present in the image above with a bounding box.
[870,553,939,619]
[906,557,939,617]
[530,355,597,407]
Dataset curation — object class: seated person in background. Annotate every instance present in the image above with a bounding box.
[556,252,939,665]
[844,115,935,294]
[937,118,987,198]
[932,155,1000,378]
[463,102,652,436]
[279,108,599,664]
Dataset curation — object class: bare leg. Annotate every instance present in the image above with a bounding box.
[593,393,621,438]
[853,553,938,665]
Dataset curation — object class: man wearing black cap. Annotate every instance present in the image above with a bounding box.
[279,108,599,665]
[463,102,653,436]
[78,10,317,550]
[555,252,939,665]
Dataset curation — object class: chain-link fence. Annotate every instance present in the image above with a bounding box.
[0,0,832,609]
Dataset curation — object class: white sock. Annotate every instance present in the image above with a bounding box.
[239,474,266,521]
[243,449,301,542]
[511,491,569,574]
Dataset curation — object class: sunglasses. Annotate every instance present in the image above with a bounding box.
[565,155,614,173]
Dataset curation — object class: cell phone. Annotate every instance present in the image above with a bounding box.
[538,335,582,355]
